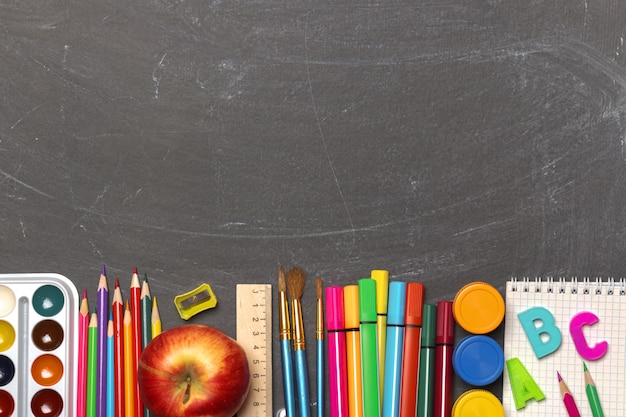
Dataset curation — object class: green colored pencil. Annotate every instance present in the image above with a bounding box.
[87,310,98,417]
[584,362,604,417]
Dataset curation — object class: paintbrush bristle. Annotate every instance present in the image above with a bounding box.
[278,265,286,293]
[286,266,305,301]
[316,277,323,300]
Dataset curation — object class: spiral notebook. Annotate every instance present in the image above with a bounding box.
[503,277,626,416]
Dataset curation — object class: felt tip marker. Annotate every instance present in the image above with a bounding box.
[399,282,424,417]
[434,301,454,417]
[417,304,437,417]
[371,269,389,398]
[326,286,349,417]
[381,281,407,417]
[344,285,363,417]
[358,279,380,417]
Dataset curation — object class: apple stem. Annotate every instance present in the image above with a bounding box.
[183,377,191,404]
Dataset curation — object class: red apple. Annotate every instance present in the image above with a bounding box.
[138,324,251,417]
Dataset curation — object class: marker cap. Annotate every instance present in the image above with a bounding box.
[325,286,345,331]
[452,335,504,386]
[371,270,389,314]
[343,285,360,329]
[421,303,437,347]
[436,301,454,345]
[405,282,425,327]
[451,389,504,417]
[453,282,504,334]
[358,278,377,323]
[387,281,407,326]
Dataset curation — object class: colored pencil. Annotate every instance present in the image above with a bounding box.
[151,296,162,338]
[583,363,604,417]
[287,267,310,417]
[558,371,581,417]
[278,266,297,417]
[343,285,363,417]
[112,279,125,417]
[123,301,135,417]
[87,310,98,417]
[107,314,115,417]
[141,273,153,417]
[316,277,325,417]
[78,289,89,417]
[130,267,144,417]
[399,282,424,417]
[141,273,152,349]
[97,266,109,417]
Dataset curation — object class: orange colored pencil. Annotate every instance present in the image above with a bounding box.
[112,279,125,417]
[130,267,144,417]
[123,301,135,417]
[77,289,89,417]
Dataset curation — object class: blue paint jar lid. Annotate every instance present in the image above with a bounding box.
[453,335,504,386]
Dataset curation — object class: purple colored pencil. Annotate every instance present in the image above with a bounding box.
[97,265,109,417]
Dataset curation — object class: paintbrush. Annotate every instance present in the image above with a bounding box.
[316,277,325,417]
[278,266,297,417]
[287,266,311,417]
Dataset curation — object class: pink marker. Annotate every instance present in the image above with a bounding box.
[326,286,349,417]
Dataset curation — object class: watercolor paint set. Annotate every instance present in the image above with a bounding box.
[0,273,78,417]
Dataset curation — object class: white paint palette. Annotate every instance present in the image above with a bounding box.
[0,274,78,417]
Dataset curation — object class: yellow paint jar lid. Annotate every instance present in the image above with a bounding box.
[453,282,504,334]
[452,389,504,417]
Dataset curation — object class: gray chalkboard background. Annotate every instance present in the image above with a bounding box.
[2,0,626,413]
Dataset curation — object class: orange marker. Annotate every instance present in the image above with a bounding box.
[399,283,424,417]
[344,285,363,417]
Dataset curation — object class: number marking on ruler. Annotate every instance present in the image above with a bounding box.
[237,284,272,417]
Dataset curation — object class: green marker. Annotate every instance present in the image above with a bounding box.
[359,278,380,417]
[417,304,437,417]
[584,362,604,417]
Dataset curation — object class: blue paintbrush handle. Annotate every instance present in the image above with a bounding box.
[317,339,324,417]
[294,349,311,417]
[281,340,297,417]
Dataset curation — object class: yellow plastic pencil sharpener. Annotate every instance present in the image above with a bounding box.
[174,283,218,320]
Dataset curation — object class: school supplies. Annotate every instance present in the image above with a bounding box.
[358,279,380,417]
[503,277,624,416]
[558,371,582,417]
[433,301,454,417]
[326,286,349,417]
[0,274,79,417]
[277,266,297,417]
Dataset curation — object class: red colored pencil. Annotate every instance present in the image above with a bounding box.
[130,267,144,417]
[77,289,89,417]
[112,278,125,417]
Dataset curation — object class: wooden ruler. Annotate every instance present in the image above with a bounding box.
[236,284,272,417]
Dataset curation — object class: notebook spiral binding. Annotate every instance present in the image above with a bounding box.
[509,276,626,296]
